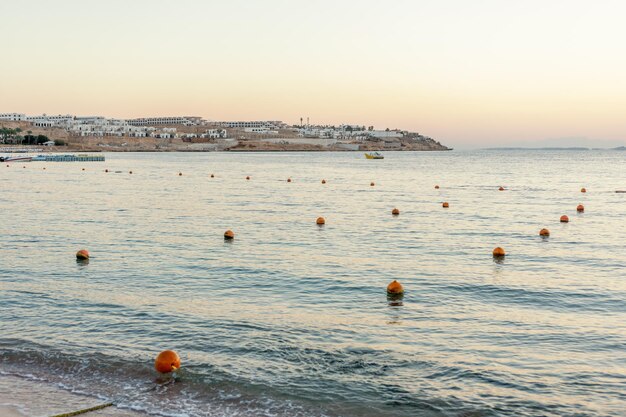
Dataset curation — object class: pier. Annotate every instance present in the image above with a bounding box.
[31,154,105,162]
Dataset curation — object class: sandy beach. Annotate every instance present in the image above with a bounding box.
[0,375,145,417]
[0,405,25,417]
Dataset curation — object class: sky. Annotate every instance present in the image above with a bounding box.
[1,0,625,149]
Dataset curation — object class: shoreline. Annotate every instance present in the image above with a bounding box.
[0,406,24,417]
[0,374,147,417]
[0,146,453,153]
[0,121,452,153]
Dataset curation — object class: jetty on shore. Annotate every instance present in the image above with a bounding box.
[31,154,105,162]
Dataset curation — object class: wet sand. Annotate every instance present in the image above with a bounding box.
[0,375,145,417]
[0,405,26,417]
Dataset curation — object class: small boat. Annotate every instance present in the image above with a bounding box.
[365,152,384,159]
[0,156,33,163]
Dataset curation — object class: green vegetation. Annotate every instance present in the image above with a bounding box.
[0,126,19,143]
[22,134,51,145]
[1,126,56,145]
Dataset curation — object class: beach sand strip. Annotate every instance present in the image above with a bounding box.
[0,374,146,417]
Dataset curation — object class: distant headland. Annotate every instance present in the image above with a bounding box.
[0,113,451,152]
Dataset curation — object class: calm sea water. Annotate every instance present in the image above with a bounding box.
[1,150,625,417]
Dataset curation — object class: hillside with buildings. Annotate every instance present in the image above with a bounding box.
[0,113,451,152]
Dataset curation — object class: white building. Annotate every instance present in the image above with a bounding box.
[128,116,204,126]
[0,113,75,125]
[217,121,284,129]
[27,114,74,124]
[0,113,26,121]
[368,130,403,139]
[244,127,278,134]
[201,129,227,139]
[68,120,149,138]
[150,132,173,139]
[298,128,336,139]
[33,121,56,127]
[0,112,210,139]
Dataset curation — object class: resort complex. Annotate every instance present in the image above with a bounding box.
[0,113,450,152]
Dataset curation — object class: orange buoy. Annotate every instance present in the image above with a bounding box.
[287,178,292,182]
[492,247,505,257]
[387,280,404,295]
[246,176,250,180]
[539,228,550,236]
[76,249,90,260]
[577,204,584,212]
[499,186,505,191]
[581,187,586,193]
[154,350,181,373]
[210,174,214,178]
[316,217,325,225]
[392,208,400,215]
[560,215,569,223]
[442,202,449,208]
[370,182,375,186]
[435,185,440,189]
[224,230,234,240]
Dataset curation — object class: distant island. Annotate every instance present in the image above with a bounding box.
[0,113,451,152]
[482,136,626,150]
[482,147,592,151]
[483,147,626,151]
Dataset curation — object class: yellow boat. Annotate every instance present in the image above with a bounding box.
[365,152,384,159]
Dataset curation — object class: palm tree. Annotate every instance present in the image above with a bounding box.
[0,127,16,143]
[14,127,22,144]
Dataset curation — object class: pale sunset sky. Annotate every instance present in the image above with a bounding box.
[1,0,625,148]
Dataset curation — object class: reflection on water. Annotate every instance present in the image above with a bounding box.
[1,150,626,417]
[387,293,404,307]
[76,259,90,266]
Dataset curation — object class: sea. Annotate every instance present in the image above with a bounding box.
[1,150,625,417]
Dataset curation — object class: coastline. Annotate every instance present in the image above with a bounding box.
[0,406,24,417]
[0,374,146,417]
[0,121,452,153]
[0,146,453,153]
